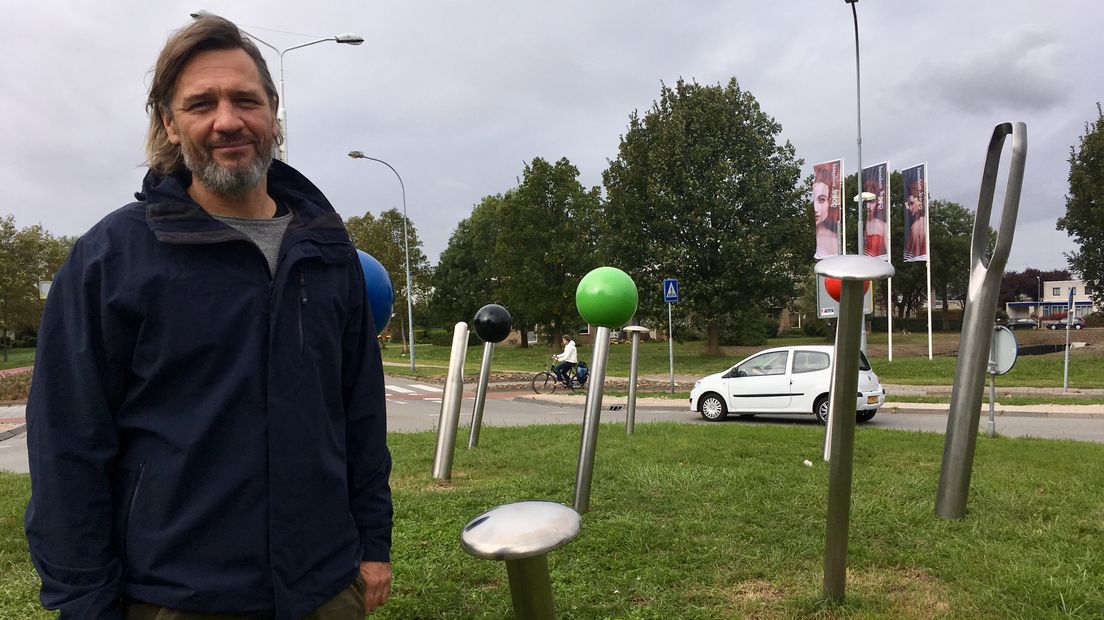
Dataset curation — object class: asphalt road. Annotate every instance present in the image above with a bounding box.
[4,389,1104,474]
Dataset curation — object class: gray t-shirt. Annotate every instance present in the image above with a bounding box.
[213,211,292,276]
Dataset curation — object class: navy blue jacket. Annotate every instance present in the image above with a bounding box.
[24,161,392,619]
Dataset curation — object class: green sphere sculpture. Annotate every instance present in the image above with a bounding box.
[576,267,638,328]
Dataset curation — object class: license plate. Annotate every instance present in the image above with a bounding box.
[867,395,878,404]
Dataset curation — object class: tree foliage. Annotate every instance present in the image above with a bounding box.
[600,78,808,353]
[0,215,73,345]
[345,208,431,342]
[1057,103,1104,306]
[428,157,599,347]
[999,268,1070,309]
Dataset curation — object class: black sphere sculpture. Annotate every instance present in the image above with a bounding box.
[473,304,513,343]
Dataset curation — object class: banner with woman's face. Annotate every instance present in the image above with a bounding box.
[812,159,842,260]
[902,163,929,262]
[862,162,889,260]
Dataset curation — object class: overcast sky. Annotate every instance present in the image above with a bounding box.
[4,1,1101,273]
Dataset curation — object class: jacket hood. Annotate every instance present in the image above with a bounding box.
[139,159,349,246]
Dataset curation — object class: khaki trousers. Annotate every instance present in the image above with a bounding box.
[125,574,366,620]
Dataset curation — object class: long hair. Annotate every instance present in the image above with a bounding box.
[145,15,282,175]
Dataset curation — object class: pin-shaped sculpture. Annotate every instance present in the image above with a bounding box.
[937,122,1026,520]
[469,304,513,448]
[432,322,469,481]
[573,267,638,513]
[814,255,894,601]
[622,326,651,435]
[355,250,394,335]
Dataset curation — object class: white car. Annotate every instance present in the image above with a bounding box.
[689,345,885,424]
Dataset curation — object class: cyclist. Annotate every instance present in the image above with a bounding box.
[553,335,578,386]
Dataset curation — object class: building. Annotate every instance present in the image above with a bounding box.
[1005,279,1099,321]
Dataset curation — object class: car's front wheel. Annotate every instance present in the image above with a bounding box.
[814,395,829,425]
[699,393,728,421]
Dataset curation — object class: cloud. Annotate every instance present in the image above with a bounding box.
[918,29,1067,114]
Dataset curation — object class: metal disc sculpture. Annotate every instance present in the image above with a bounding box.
[814,254,894,601]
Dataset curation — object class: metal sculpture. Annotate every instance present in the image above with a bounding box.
[814,255,894,601]
[622,326,650,435]
[431,322,469,481]
[572,267,638,513]
[469,304,513,448]
[936,122,1027,520]
[461,500,581,619]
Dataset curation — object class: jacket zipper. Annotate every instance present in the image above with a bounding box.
[298,270,307,354]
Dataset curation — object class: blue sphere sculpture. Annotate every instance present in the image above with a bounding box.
[473,304,513,343]
[356,250,394,335]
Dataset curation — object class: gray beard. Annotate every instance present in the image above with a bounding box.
[182,140,272,197]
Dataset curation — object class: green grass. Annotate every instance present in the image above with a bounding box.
[382,339,1104,390]
[5,424,1104,618]
[889,394,1104,406]
[0,349,34,372]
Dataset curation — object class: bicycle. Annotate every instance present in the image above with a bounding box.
[531,358,589,394]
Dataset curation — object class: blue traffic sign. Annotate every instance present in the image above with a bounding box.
[663,278,679,303]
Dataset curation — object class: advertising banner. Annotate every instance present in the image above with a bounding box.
[812,159,843,259]
[902,163,929,262]
[862,162,889,260]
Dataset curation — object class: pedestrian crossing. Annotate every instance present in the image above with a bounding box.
[385,382,443,404]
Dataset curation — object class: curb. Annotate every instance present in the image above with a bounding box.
[0,424,26,441]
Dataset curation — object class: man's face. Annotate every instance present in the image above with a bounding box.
[162,48,277,196]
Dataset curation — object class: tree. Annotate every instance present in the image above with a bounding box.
[494,158,601,347]
[1057,103,1104,307]
[345,208,431,350]
[0,216,73,357]
[427,194,505,332]
[601,78,808,354]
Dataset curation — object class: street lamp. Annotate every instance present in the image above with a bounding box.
[190,10,363,162]
[348,151,416,372]
[845,0,867,352]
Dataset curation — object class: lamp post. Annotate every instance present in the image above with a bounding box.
[844,0,868,353]
[348,151,416,372]
[190,10,363,163]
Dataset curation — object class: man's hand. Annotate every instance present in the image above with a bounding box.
[359,561,391,613]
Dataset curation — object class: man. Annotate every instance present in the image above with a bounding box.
[553,335,578,386]
[24,15,392,619]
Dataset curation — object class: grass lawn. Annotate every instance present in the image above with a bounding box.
[382,338,1104,391]
[0,349,34,372]
[4,424,1103,618]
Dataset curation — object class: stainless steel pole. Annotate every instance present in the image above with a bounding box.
[987,366,997,438]
[573,326,611,513]
[432,322,469,480]
[625,328,645,435]
[468,341,495,448]
[1063,318,1071,393]
[816,255,894,601]
[937,122,1026,519]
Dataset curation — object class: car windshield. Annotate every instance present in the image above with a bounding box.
[859,351,871,371]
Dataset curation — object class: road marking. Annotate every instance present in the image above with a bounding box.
[409,384,443,393]
[386,385,415,394]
